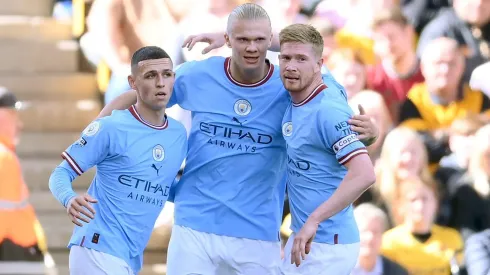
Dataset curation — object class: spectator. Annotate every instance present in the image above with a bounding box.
[351,203,408,275]
[80,0,186,105]
[465,228,490,275]
[0,88,47,273]
[438,114,486,184]
[382,178,464,275]
[372,127,433,226]
[399,37,490,171]
[368,7,425,122]
[328,49,367,99]
[349,90,394,163]
[447,124,490,240]
[401,0,451,34]
[313,0,378,65]
[417,0,490,81]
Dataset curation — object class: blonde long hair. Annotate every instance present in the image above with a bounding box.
[375,127,434,224]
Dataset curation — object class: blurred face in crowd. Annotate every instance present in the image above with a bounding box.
[279,42,323,93]
[373,21,414,62]
[358,215,384,258]
[129,58,175,111]
[389,136,425,179]
[322,34,337,61]
[401,182,438,231]
[421,39,465,102]
[473,125,490,175]
[453,0,490,27]
[226,19,273,74]
[331,61,366,99]
[0,108,23,147]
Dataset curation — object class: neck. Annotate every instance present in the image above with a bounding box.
[134,102,166,126]
[391,52,417,76]
[290,73,324,104]
[407,221,432,234]
[432,86,459,105]
[358,255,378,272]
[230,58,268,84]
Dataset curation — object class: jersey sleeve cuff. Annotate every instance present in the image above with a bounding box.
[338,148,368,165]
[61,151,84,176]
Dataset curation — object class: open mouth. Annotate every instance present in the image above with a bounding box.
[244,56,259,62]
[155,92,167,97]
[284,76,299,81]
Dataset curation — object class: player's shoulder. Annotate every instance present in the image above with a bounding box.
[84,109,129,135]
[176,56,226,76]
[166,116,187,135]
[317,87,352,119]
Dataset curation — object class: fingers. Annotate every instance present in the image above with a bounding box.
[202,44,215,54]
[181,35,196,48]
[291,237,307,267]
[84,194,98,204]
[68,208,84,226]
[358,104,365,115]
[305,241,311,255]
[350,125,367,134]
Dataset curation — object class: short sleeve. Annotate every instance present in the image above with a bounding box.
[169,61,197,109]
[62,119,113,175]
[318,102,367,165]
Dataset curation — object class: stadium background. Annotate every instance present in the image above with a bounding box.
[1,0,490,274]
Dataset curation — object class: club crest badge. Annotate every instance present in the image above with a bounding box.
[153,145,165,162]
[83,121,100,137]
[234,99,252,116]
[282,122,293,137]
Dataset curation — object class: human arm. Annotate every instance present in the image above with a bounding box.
[48,119,112,226]
[98,90,137,118]
[349,104,379,146]
[291,154,376,266]
[182,31,281,54]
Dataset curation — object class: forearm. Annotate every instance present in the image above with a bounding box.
[49,163,78,208]
[98,90,137,118]
[309,169,374,223]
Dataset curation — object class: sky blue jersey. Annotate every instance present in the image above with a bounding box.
[168,57,290,241]
[61,106,187,273]
[282,78,368,245]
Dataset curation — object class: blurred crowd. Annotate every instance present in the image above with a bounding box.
[2,0,490,274]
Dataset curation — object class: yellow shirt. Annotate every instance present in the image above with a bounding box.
[399,83,490,131]
[382,225,463,275]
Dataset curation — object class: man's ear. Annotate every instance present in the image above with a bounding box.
[225,33,232,48]
[128,75,137,90]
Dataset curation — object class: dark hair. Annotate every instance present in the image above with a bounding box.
[131,46,171,73]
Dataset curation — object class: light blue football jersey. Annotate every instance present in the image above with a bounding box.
[62,105,187,273]
[168,57,290,241]
[282,79,368,245]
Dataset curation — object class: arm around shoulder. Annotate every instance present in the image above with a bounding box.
[98,90,137,118]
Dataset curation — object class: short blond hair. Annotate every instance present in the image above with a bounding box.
[279,24,324,58]
[227,3,271,34]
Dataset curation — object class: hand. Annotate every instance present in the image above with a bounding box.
[348,104,379,145]
[291,218,318,267]
[67,194,98,227]
[182,32,226,54]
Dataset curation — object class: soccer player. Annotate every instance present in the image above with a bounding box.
[48,46,188,275]
[278,24,376,274]
[98,4,378,274]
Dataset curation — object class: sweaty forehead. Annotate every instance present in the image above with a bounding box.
[138,58,173,71]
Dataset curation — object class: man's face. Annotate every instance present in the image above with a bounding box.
[373,21,413,61]
[454,0,490,26]
[279,42,322,93]
[0,108,22,146]
[421,46,465,97]
[128,58,175,111]
[358,216,384,257]
[225,19,272,72]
